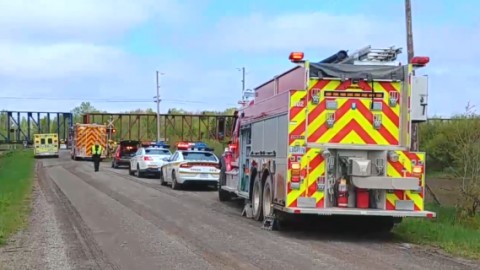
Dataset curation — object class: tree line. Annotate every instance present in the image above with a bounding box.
[419,104,480,220]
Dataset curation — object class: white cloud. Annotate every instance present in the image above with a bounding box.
[197,11,480,117]
[0,0,189,105]
[0,0,185,42]
[204,12,403,53]
[0,3,478,118]
[0,42,130,80]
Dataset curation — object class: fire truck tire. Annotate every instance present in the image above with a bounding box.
[262,177,273,220]
[172,172,182,190]
[218,187,231,202]
[376,218,395,233]
[252,176,264,221]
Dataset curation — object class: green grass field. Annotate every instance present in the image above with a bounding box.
[394,203,480,259]
[0,150,35,245]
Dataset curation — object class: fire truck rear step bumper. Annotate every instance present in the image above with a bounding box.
[273,205,436,218]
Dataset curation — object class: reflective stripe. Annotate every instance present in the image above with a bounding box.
[75,126,107,156]
[386,151,425,211]
[306,79,401,146]
[91,145,103,155]
[287,89,325,209]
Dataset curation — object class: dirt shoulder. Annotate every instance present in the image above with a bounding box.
[0,163,72,270]
[0,160,114,270]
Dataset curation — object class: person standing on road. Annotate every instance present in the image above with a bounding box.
[91,142,103,172]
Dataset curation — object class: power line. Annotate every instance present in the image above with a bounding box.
[0,96,235,105]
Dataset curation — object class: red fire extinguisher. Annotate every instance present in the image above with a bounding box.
[337,178,348,208]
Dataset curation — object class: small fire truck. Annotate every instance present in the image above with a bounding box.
[218,46,435,230]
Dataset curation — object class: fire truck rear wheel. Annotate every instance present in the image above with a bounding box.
[262,177,273,220]
[252,176,263,221]
[218,187,231,201]
[376,218,395,233]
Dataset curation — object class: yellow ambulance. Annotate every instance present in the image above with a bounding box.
[33,133,59,158]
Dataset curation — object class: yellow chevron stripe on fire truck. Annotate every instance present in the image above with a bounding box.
[76,126,107,156]
[288,90,307,146]
[287,89,325,208]
[309,98,398,144]
[286,148,325,208]
[306,79,401,146]
[386,151,425,211]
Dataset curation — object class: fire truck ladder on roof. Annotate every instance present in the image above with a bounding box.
[338,45,402,64]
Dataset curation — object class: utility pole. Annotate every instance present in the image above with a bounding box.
[155,71,164,142]
[405,0,418,151]
[405,0,414,64]
[238,67,246,102]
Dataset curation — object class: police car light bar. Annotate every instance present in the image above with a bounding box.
[152,141,170,148]
[194,142,208,148]
[192,142,214,151]
[177,142,195,150]
[177,141,213,151]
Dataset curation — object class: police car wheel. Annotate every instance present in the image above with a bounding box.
[172,172,181,190]
[137,165,143,178]
[159,171,167,186]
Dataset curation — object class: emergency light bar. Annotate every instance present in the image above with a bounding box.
[194,142,207,148]
[141,141,153,147]
[176,141,214,151]
[411,56,430,67]
[151,141,170,148]
[177,142,195,150]
[289,52,304,62]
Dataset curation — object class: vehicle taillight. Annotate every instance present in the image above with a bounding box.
[116,151,120,159]
[144,156,153,161]
[291,162,301,183]
[180,163,191,168]
[412,165,424,187]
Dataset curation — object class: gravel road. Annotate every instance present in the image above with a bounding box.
[1,150,479,270]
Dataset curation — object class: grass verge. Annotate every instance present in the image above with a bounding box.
[394,203,480,260]
[0,150,35,245]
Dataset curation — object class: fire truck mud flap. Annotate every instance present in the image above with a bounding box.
[272,205,436,218]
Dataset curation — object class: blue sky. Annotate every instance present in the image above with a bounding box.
[0,0,478,117]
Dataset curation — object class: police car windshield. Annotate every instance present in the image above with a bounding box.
[182,152,217,161]
[145,149,171,155]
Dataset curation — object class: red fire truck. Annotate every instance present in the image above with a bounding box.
[218,46,435,230]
